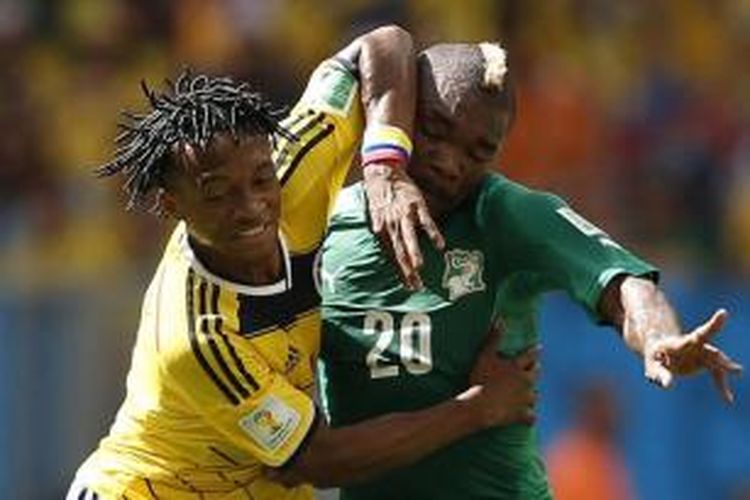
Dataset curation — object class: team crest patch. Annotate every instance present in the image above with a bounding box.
[442,249,486,301]
[239,395,300,451]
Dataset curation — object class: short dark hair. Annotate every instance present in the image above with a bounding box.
[418,43,516,129]
[96,70,293,210]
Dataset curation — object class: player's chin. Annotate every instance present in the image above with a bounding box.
[424,188,463,216]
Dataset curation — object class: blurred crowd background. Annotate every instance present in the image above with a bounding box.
[0,0,749,498]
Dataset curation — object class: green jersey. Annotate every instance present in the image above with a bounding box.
[319,173,657,500]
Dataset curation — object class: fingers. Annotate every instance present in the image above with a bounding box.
[689,309,728,346]
[514,385,539,426]
[387,217,420,290]
[480,318,505,355]
[514,344,542,371]
[702,344,742,404]
[514,346,542,388]
[657,309,729,375]
[365,177,391,236]
[710,367,734,404]
[374,201,425,291]
[364,170,442,291]
[400,212,424,273]
[703,344,744,374]
[518,408,537,426]
[417,203,445,250]
[371,205,384,235]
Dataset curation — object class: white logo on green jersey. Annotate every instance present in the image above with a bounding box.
[442,249,486,301]
[556,206,623,249]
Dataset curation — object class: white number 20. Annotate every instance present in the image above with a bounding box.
[363,310,432,379]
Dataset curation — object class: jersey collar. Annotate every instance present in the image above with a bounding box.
[178,222,293,296]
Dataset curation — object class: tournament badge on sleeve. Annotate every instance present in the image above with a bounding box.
[239,395,301,452]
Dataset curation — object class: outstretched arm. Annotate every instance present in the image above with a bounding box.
[269,323,539,488]
[598,275,743,402]
[337,25,444,290]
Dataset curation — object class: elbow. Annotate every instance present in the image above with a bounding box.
[363,24,414,53]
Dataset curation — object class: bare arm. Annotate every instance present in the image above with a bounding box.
[270,323,538,488]
[337,24,416,137]
[598,275,742,402]
[597,275,682,355]
[338,25,444,290]
[274,397,483,488]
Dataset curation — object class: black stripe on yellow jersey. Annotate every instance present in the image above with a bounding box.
[280,124,335,186]
[186,268,242,405]
[200,278,254,402]
[275,110,324,167]
[208,283,262,393]
[144,478,158,498]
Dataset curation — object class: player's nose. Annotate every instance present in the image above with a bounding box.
[231,194,268,224]
[427,148,461,183]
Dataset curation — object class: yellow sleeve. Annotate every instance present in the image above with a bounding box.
[164,270,317,467]
[274,58,365,252]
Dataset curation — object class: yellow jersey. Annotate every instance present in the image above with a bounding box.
[72,59,364,499]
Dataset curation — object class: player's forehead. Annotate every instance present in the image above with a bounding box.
[417,88,453,126]
[179,134,271,177]
[417,83,506,147]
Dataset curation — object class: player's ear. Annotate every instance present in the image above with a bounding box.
[156,188,180,220]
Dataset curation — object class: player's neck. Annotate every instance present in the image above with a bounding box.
[190,237,284,286]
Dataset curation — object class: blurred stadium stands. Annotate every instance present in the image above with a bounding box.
[0,0,748,498]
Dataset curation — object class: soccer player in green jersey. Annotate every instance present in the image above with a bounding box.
[318,41,743,499]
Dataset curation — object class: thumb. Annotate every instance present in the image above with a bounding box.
[645,357,674,388]
[690,308,728,346]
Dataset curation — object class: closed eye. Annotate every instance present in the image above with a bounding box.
[253,162,277,185]
[201,182,230,201]
[470,141,498,162]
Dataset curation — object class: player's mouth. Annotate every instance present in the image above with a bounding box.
[235,221,273,241]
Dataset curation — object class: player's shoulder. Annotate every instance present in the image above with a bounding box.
[325,182,368,233]
[289,57,360,120]
[331,182,365,214]
[478,172,567,218]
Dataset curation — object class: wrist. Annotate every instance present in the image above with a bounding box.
[641,329,679,353]
[361,123,412,169]
[454,385,495,430]
[362,162,402,180]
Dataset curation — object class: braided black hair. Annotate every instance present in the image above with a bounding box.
[96,69,294,210]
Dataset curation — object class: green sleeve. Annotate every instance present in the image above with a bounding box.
[479,175,659,321]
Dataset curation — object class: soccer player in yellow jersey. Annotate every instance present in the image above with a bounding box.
[68,26,541,499]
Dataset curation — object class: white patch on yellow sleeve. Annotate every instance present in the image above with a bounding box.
[239,395,301,452]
